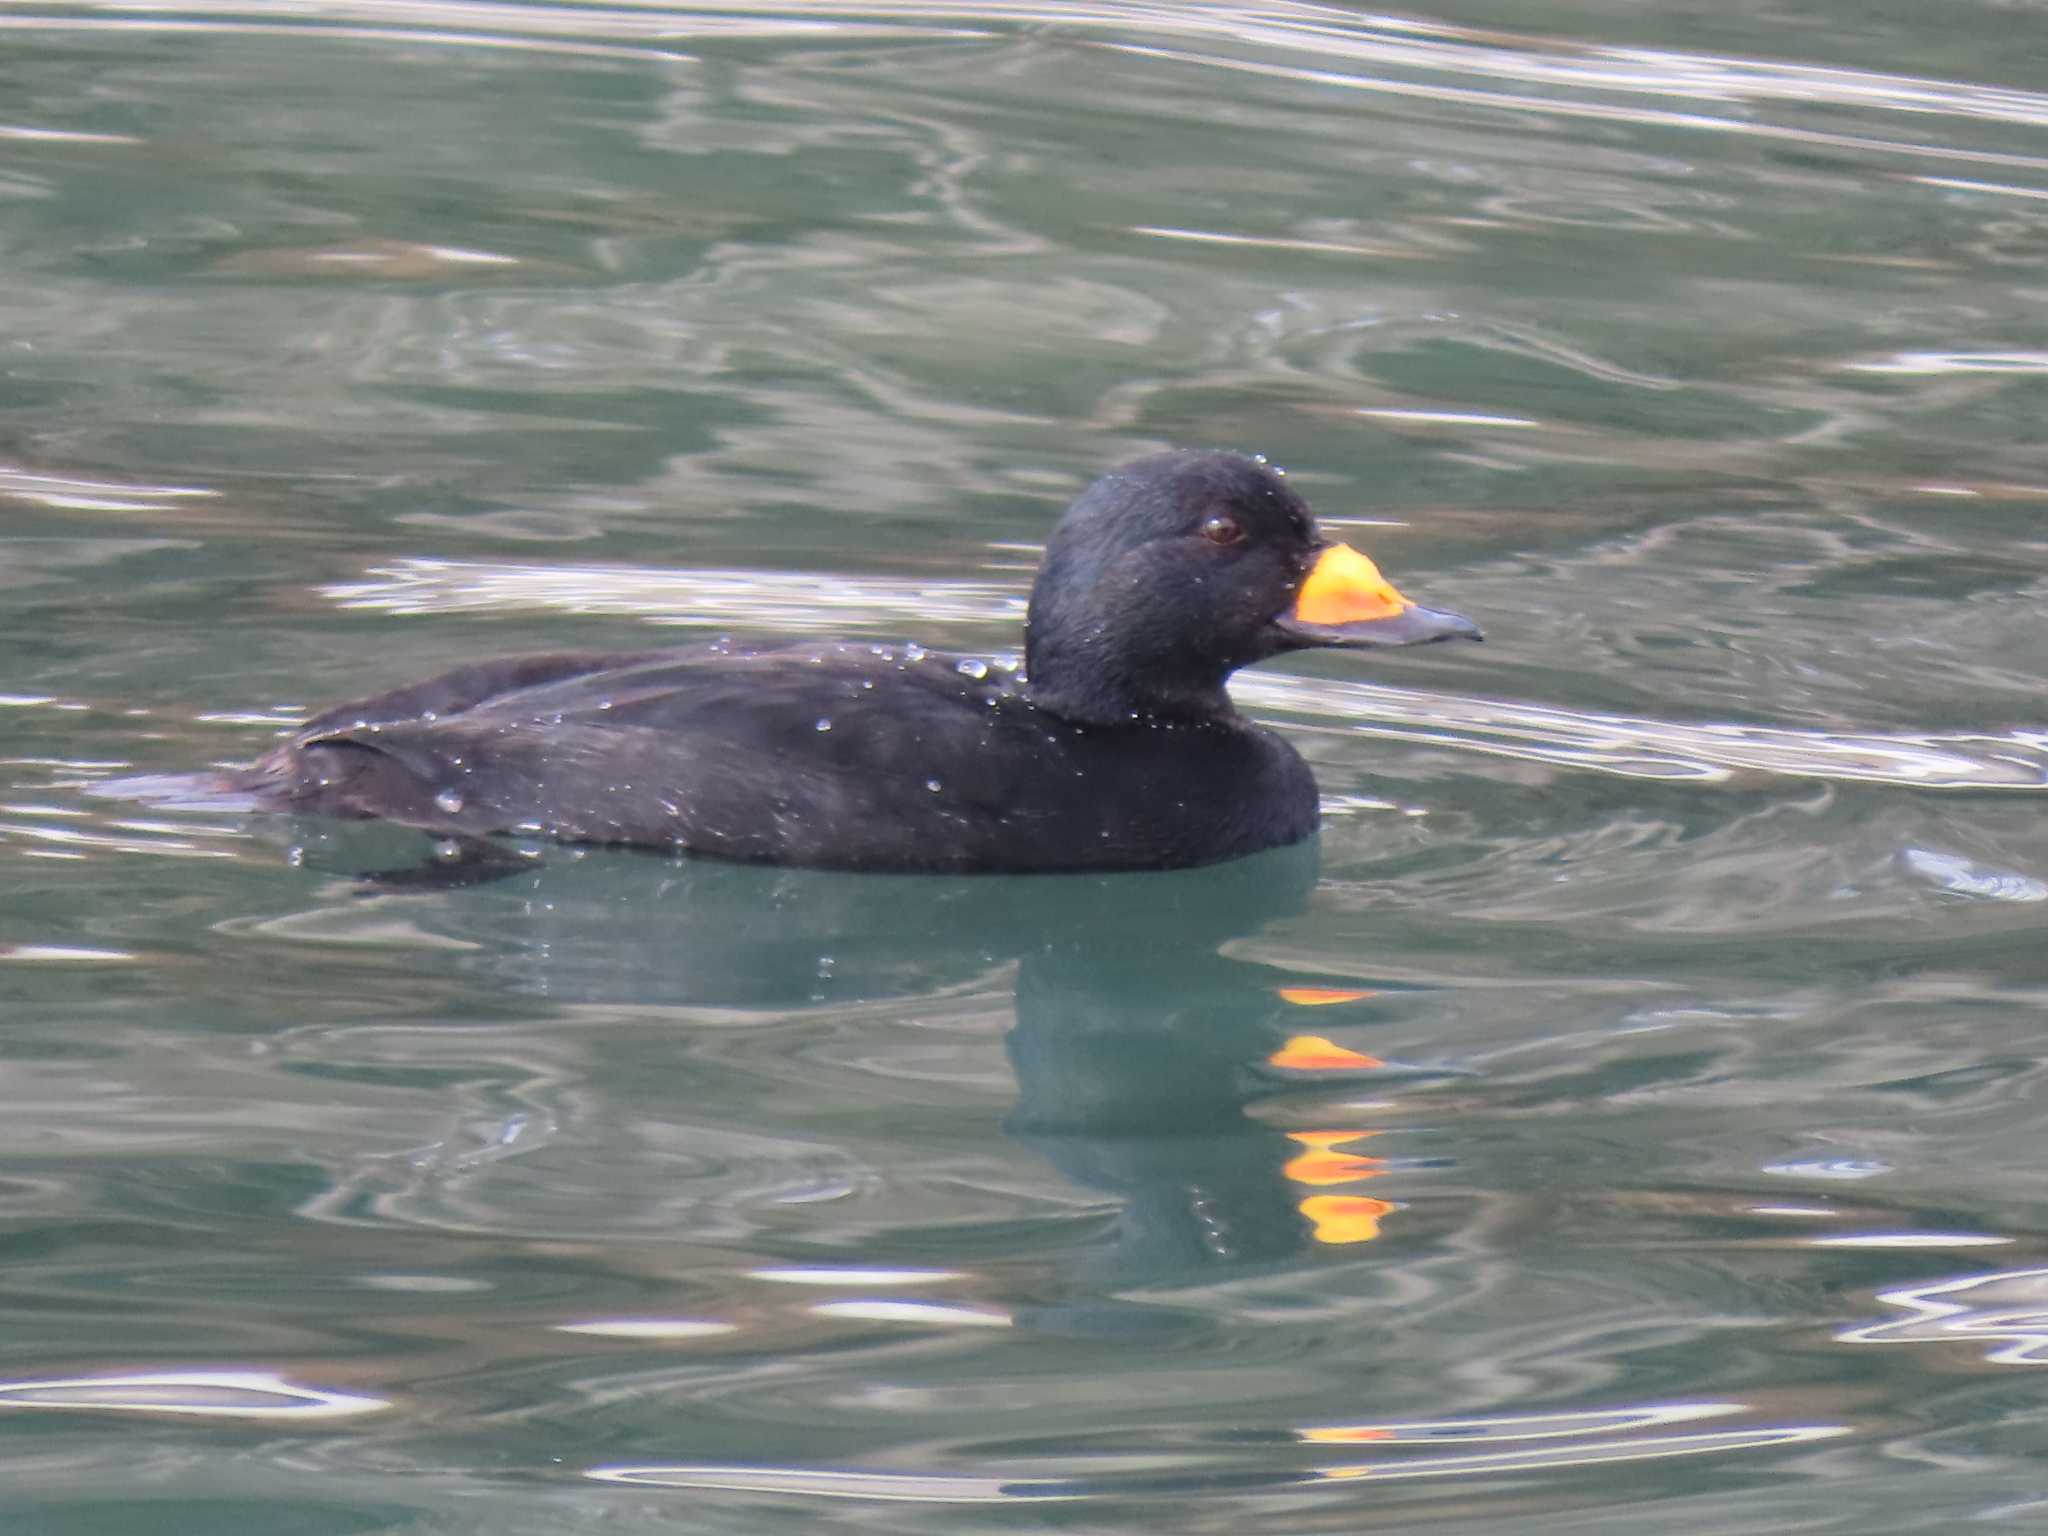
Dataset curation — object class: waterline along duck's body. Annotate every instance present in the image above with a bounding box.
[225,451,1480,873]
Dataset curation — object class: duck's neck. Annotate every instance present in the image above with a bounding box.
[1021,634,1238,727]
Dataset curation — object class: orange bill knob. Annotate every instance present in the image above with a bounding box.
[1293,543,1412,626]
[1278,544,1482,648]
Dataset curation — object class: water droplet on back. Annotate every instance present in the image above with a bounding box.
[434,789,465,815]
[815,717,832,732]
[956,658,988,679]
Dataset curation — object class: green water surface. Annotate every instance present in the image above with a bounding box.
[6,3,2048,1531]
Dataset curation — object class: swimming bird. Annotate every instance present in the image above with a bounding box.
[222,450,1479,873]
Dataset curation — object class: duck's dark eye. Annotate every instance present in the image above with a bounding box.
[1200,515,1246,547]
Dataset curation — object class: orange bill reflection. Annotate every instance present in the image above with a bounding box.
[1298,1194,1399,1244]
[1284,1130,1387,1185]
[1267,1033,1384,1070]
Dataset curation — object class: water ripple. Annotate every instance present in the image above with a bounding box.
[588,1398,1849,1501]
[8,2,2044,181]
[1243,673,2048,790]
[321,555,1026,628]
[1841,1267,2048,1365]
[1105,24,2048,172]
[0,1369,388,1419]
[0,0,991,62]
[0,462,218,514]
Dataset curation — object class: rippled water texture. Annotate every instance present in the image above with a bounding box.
[7,3,2048,1532]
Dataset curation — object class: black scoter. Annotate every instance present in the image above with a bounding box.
[224,451,1480,872]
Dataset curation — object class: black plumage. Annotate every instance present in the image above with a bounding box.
[227,450,1480,873]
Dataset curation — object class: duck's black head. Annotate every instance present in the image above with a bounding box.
[1023,450,1479,725]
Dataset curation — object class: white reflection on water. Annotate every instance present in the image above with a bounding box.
[1900,849,2048,903]
[1244,672,2048,791]
[0,815,241,861]
[555,1318,739,1338]
[586,1402,1848,1501]
[1917,175,2048,202]
[808,1299,1013,1327]
[0,943,137,963]
[0,0,981,62]
[0,1369,388,1418]
[1355,407,1544,429]
[1132,224,1428,260]
[1841,1268,2048,1364]
[0,463,217,514]
[215,238,527,280]
[589,1464,1079,1502]
[1846,351,2048,375]
[1298,1399,1743,1444]
[0,11,700,64]
[1808,1233,2011,1249]
[0,124,141,145]
[1102,15,2048,171]
[1312,1423,1850,1481]
[322,556,1026,629]
[750,1266,967,1285]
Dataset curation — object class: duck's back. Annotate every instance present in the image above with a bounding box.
[238,641,1321,873]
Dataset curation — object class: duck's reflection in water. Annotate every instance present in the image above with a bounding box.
[280,829,1414,1284]
[1003,839,1408,1283]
